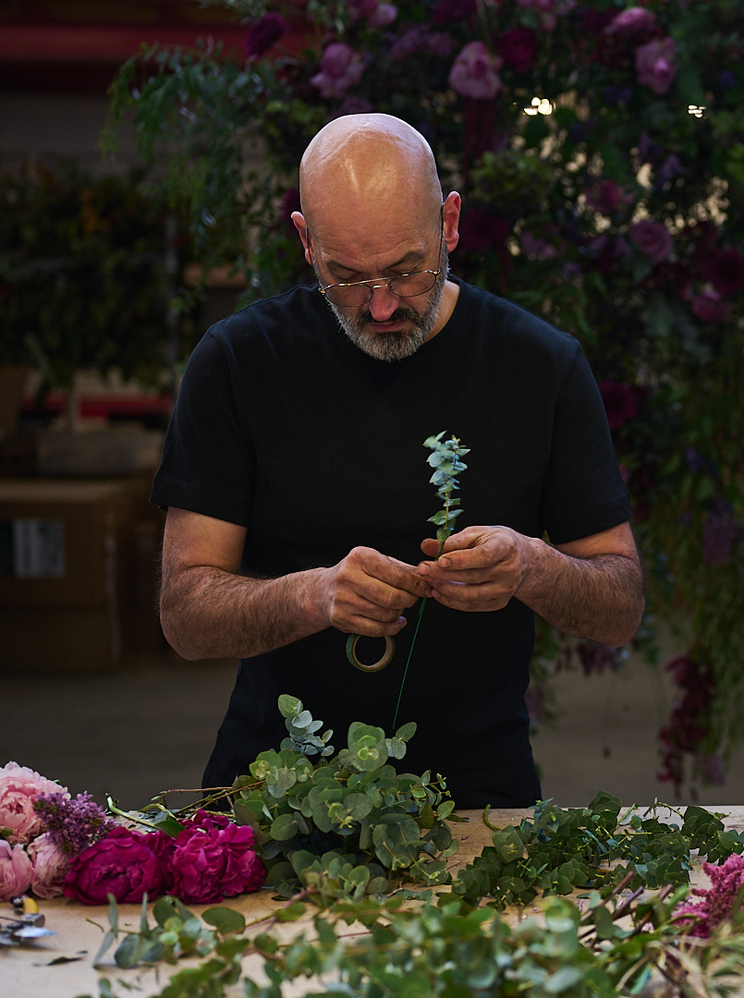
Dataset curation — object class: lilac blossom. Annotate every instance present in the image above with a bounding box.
[636,37,677,95]
[449,42,503,100]
[310,43,365,99]
[34,791,113,855]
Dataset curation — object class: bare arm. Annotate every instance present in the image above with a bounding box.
[159,506,428,660]
[418,521,644,647]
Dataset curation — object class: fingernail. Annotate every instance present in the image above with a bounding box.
[438,557,450,568]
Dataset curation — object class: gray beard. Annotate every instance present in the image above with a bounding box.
[319,248,449,362]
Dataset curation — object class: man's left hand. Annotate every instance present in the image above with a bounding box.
[418,525,533,611]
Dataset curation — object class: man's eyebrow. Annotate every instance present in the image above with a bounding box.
[326,248,424,276]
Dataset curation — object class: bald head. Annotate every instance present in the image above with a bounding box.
[298,114,442,238]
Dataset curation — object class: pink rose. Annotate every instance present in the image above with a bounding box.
[605,7,656,40]
[636,37,677,95]
[310,43,365,99]
[449,42,503,100]
[629,219,673,264]
[498,27,538,73]
[63,826,164,905]
[691,288,732,324]
[168,813,266,904]
[28,832,71,899]
[0,839,33,901]
[0,761,68,845]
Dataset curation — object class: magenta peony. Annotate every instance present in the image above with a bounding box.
[598,381,639,431]
[0,839,33,901]
[63,825,165,905]
[168,812,266,904]
[28,832,72,899]
[310,43,365,99]
[243,13,289,60]
[703,247,744,296]
[498,27,538,73]
[629,219,673,265]
[449,42,502,100]
[0,761,68,845]
[636,37,677,95]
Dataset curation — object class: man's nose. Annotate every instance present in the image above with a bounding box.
[366,282,401,321]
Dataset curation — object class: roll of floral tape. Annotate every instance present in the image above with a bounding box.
[345,634,395,672]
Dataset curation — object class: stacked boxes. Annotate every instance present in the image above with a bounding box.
[0,478,164,673]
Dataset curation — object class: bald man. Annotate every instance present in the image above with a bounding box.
[153,113,643,808]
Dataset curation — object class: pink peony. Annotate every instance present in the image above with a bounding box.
[629,219,674,265]
[168,813,266,905]
[0,839,33,901]
[636,37,677,95]
[243,13,289,60]
[691,287,732,324]
[63,826,165,905]
[28,832,72,899]
[703,247,744,296]
[0,761,68,845]
[449,42,503,100]
[498,27,538,73]
[310,43,365,99]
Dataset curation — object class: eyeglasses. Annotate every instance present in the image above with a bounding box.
[316,207,444,308]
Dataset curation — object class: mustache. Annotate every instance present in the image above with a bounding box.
[355,306,420,326]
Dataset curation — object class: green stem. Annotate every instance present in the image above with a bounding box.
[391,535,448,730]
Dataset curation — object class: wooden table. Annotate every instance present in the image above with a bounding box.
[4,807,744,998]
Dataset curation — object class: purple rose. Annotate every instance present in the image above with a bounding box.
[636,37,677,95]
[498,27,537,73]
[691,288,732,324]
[310,43,365,99]
[433,0,477,24]
[703,247,744,296]
[598,381,639,431]
[168,813,266,904]
[585,179,634,215]
[605,6,656,41]
[449,42,503,100]
[243,13,289,60]
[63,826,164,905]
[0,761,67,845]
[629,219,673,265]
[0,839,33,901]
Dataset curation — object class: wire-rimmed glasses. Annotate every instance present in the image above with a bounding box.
[316,208,444,308]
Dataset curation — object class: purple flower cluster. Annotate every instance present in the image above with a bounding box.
[702,502,742,567]
[676,853,744,937]
[33,791,113,854]
[658,655,715,791]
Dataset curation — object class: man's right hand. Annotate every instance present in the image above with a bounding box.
[316,546,428,637]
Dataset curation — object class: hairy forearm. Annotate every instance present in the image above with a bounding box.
[160,566,329,661]
[517,537,645,647]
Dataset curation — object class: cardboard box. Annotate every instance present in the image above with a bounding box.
[0,479,150,673]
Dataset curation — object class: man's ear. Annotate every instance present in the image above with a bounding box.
[291,211,313,265]
[442,191,461,253]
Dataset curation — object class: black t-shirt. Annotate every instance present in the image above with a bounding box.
[152,279,632,807]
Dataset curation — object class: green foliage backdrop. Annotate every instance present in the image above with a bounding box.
[104,0,744,791]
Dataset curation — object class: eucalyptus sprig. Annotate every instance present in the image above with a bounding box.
[424,431,470,555]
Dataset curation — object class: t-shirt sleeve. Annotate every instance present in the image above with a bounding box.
[150,329,256,527]
[540,344,632,545]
